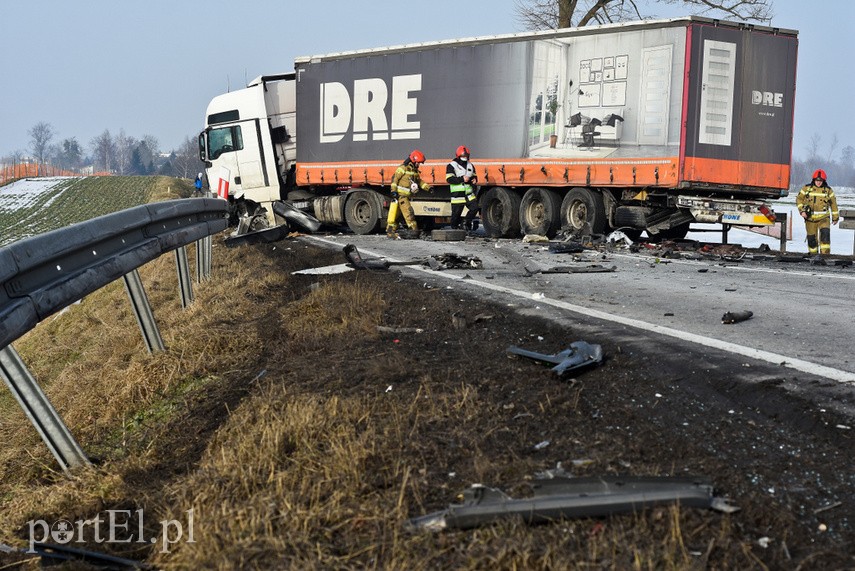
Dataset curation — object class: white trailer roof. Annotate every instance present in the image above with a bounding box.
[295,16,797,64]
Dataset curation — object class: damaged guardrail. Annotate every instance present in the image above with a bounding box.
[0,198,228,472]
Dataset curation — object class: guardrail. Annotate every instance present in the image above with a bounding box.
[0,198,228,472]
[840,209,855,254]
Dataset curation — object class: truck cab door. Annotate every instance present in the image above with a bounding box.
[206,120,267,194]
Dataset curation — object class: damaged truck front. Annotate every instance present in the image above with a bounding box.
[199,16,797,241]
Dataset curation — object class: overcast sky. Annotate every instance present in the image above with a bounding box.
[1,0,851,166]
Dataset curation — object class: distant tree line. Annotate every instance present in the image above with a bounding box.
[1,121,202,179]
[791,134,855,189]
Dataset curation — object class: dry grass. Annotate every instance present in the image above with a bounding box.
[0,187,768,568]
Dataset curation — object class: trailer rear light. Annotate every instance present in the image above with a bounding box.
[759,204,776,223]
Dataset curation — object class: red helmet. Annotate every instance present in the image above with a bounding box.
[456,145,470,158]
[409,149,426,164]
[812,169,827,181]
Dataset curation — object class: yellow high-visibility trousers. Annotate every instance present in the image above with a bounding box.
[804,217,831,254]
[386,196,417,235]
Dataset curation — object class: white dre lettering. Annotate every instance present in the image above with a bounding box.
[320,74,421,143]
[751,90,783,107]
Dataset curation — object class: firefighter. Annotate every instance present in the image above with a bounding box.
[796,169,839,254]
[445,145,480,231]
[387,150,432,239]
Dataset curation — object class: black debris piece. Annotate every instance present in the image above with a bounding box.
[423,253,483,271]
[722,310,753,324]
[343,244,390,271]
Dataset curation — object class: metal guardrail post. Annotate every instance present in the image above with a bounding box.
[122,269,165,353]
[0,345,91,472]
[195,235,212,282]
[175,245,194,308]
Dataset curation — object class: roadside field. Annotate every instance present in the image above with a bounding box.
[0,176,190,246]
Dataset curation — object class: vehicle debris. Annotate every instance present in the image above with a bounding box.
[423,253,483,271]
[26,542,149,569]
[606,229,634,247]
[722,310,753,324]
[224,224,293,248]
[548,242,586,254]
[449,311,494,330]
[522,234,550,243]
[407,476,739,532]
[377,326,424,334]
[292,263,355,275]
[343,243,390,271]
[507,341,603,376]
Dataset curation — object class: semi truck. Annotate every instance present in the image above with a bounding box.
[198,16,797,241]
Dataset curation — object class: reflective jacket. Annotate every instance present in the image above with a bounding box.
[797,182,839,222]
[445,158,477,204]
[391,160,430,197]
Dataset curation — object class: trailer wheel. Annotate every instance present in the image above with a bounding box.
[520,187,562,237]
[481,187,522,238]
[560,188,606,234]
[345,190,383,235]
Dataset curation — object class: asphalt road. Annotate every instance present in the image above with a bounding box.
[305,232,855,388]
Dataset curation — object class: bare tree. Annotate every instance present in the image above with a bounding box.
[826,132,839,163]
[90,130,116,173]
[806,133,821,163]
[114,129,136,175]
[28,122,55,168]
[515,0,773,29]
[171,136,204,179]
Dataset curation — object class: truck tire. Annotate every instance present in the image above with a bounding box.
[560,188,606,234]
[520,187,561,237]
[481,187,522,238]
[345,190,383,235]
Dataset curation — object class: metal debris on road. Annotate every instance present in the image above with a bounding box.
[507,341,603,376]
[343,244,390,271]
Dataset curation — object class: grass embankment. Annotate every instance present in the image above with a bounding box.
[0,179,727,568]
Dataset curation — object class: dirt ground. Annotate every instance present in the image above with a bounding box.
[2,236,854,569]
[257,240,855,568]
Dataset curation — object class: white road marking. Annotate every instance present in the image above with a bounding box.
[308,236,855,385]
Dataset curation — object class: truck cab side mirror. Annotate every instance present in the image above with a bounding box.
[198,133,208,162]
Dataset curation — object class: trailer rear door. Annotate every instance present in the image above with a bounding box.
[680,23,798,193]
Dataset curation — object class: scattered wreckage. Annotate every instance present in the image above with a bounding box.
[507,342,603,377]
[408,476,738,532]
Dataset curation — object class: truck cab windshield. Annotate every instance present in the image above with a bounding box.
[208,126,244,159]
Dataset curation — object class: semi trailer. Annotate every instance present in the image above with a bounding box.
[198,16,797,240]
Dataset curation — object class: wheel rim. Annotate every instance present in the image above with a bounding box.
[526,201,546,226]
[352,199,371,225]
[569,201,588,230]
[487,201,503,226]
